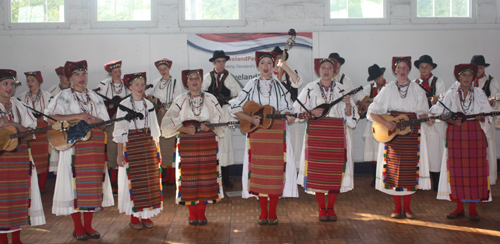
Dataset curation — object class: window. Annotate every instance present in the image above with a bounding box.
[411,0,475,24]
[97,0,151,21]
[330,0,384,19]
[90,0,157,28]
[10,0,64,23]
[185,0,239,20]
[325,0,389,25]
[179,0,245,27]
[416,0,470,17]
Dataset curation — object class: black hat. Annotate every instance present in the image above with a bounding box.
[471,55,490,67]
[209,50,230,62]
[271,46,289,61]
[328,53,345,65]
[367,64,386,81]
[414,55,437,69]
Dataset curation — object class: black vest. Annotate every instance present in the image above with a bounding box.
[207,71,231,105]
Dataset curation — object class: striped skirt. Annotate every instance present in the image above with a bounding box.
[248,119,286,197]
[124,130,162,212]
[72,128,106,211]
[176,131,220,205]
[382,111,420,191]
[29,117,49,174]
[447,120,490,202]
[303,118,346,193]
[0,142,31,231]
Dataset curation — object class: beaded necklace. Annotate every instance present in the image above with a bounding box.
[318,81,335,103]
[159,76,171,90]
[130,96,149,133]
[257,79,273,105]
[71,87,94,115]
[396,80,410,98]
[189,92,204,116]
[458,87,474,113]
[0,101,12,120]
[27,89,42,107]
[112,81,124,95]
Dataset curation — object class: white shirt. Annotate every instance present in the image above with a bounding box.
[96,77,130,99]
[202,71,243,97]
[18,90,53,114]
[146,76,184,105]
[45,88,109,121]
[1,97,36,129]
[113,98,160,143]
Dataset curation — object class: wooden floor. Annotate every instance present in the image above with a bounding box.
[16,175,500,244]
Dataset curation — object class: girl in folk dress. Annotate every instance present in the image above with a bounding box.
[114,73,163,229]
[295,58,358,221]
[229,51,298,225]
[431,63,492,221]
[18,71,53,193]
[162,69,224,225]
[45,60,113,241]
[0,69,45,244]
[367,57,432,219]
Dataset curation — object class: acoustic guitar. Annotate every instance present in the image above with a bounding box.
[357,96,373,118]
[239,101,312,133]
[0,122,68,152]
[47,112,141,150]
[371,112,452,143]
[182,120,240,133]
[312,86,364,121]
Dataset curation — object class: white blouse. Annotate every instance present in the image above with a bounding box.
[44,88,110,121]
[146,76,184,105]
[229,77,294,115]
[161,92,224,138]
[294,80,358,128]
[96,78,130,99]
[113,98,161,143]
[18,90,53,114]
[430,87,492,132]
[367,80,429,121]
[0,97,36,129]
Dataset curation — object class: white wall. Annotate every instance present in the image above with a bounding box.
[1,0,500,163]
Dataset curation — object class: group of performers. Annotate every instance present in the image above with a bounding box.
[0,48,497,243]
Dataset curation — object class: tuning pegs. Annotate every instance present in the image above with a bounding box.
[288,29,296,36]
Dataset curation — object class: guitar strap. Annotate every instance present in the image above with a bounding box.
[280,79,310,113]
[22,104,58,122]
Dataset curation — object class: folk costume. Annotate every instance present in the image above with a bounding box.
[0,70,45,244]
[162,69,224,225]
[18,71,53,193]
[146,58,183,185]
[113,73,162,229]
[431,64,492,220]
[271,46,304,169]
[47,66,67,173]
[45,60,113,240]
[295,58,358,221]
[229,51,298,225]
[360,64,387,186]
[96,60,129,194]
[413,55,447,191]
[367,56,431,218]
[202,50,243,188]
[47,66,67,97]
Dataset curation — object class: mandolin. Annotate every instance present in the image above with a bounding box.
[357,96,373,118]
[239,101,312,133]
[372,112,452,143]
[0,122,68,152]
[47,112,142,150]
[182,120,240,133]
[311,86,364,121]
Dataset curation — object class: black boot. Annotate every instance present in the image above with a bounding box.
[221,166,233,188]
[430,172,440,192]
[370,162,376,187]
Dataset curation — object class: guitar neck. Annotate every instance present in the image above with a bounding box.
[401,114,445,127]
[465,111,500,119]
[266,113,297,119]
[81,117,127,131]
[205,122,239,128]
[10,124,55,139]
